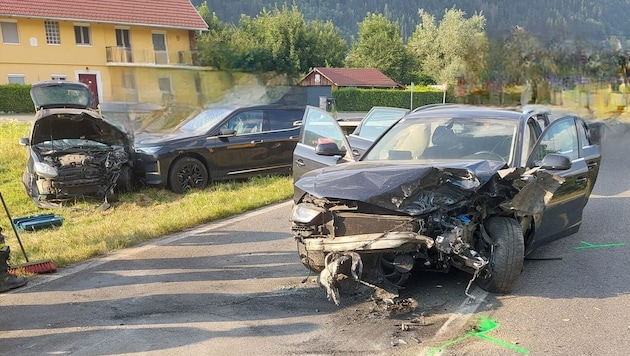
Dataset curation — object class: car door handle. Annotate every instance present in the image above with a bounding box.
[576,177,588,185]
[295,159,305,167]
[587,162,598,171]
[289,136,298,140]
[251,140,263,144]
[352,149,360,157]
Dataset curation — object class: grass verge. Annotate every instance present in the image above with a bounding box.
[0,120,293,268]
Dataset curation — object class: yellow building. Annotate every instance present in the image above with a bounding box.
[0,0,209,108]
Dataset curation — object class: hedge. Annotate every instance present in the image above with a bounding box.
[331,87,455,111]
[0,84,34,113]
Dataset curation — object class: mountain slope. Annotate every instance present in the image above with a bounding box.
[193,0,630,44]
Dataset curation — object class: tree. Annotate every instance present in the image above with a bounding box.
[500,26,557,103]
[196,2,238,69]
[408,8,488,87]
[197,3,347,77]
[345,13,419,84]
[305,20,347,68]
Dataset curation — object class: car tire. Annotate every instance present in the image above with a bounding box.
[476,216,524,294]
[168,157,209,194]
[115,165,134,193]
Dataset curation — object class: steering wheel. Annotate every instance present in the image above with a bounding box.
[468,151,506,162]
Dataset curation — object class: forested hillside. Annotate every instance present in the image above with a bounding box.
[194,0,630,44]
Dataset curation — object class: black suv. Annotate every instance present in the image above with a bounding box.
[134,104,304,193]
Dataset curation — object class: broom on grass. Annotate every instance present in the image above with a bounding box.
[0,191,57,274]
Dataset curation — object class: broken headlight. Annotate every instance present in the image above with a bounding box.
[34,162,58,179]
[291,203,325,224]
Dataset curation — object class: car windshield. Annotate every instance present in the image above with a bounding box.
[33,138,110,151]
[177,107,233,133]
[363,116,518,163]
[31,83,92,109]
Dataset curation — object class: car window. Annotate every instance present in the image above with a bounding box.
[356,108,408,140]
[576,120,591,148]
[532,117,579,162]
[267,109,302,131]
[178,107,232,133]
[520,119,539,166]
[221,110,264,135]
[363,117,517,162]
[300,108,345,149]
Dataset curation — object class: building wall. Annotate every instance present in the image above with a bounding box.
[298,71,337,89]
[0,16,197,105]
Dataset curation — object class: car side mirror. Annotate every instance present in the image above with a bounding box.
[538,153,571,170]
[218,128,237,137]
[315,142,347,156]
[18,137,29,146]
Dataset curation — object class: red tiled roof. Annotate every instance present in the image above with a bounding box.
[0,0,208,30]
[312,67,404,88]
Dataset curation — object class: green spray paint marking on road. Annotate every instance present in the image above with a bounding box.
[574,241,625,250]
[426,318,530,355]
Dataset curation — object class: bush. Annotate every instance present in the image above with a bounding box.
[0,84,34,113]
[332,87,454,111]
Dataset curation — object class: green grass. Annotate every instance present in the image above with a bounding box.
[0,120,294,269]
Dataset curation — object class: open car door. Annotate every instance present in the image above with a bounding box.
[526,115,601,249]
[293,106,354,181]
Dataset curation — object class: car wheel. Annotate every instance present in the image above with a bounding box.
[476,216,524,294]
[115,165,134,193]
[168,157,208,194]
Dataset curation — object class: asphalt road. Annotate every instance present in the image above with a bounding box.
[1,121,628,355]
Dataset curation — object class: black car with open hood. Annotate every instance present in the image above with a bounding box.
[19,81,134,208]
[291,105,601,305]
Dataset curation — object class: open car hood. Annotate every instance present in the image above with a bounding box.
[295,160,564,216]
[30,108,131,148]
[30,81,94,110]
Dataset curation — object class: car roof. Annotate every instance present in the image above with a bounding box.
[405,104,527,122]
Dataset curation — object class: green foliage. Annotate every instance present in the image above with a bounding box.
[332,87,451,111]
[197,0,630,47]
[197,3,347,76]
[408,8,488,87]
[0,84,34,113]
[346,13,419,84]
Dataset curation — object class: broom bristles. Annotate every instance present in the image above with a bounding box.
[9,260,57,274]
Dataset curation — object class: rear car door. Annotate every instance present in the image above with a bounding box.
[527,116,600,246]
[293,106,354,181]
[263,108,304,172]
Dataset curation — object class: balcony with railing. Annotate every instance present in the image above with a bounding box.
[106,47,200,66]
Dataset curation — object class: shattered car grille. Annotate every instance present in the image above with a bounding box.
[333,212,417,236]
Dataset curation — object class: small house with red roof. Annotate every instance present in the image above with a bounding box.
[298,67,405,90]
[0,0,208,107]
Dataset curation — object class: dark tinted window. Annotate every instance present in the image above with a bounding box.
[267,109,302,131]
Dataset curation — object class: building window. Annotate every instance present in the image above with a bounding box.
[74,25,91,45]
[116,28,131,48]
[122,71,136,90]
[1,22,19,44]
[44,20,61,44]
[7,74,25,84]
[158,77,172,93]
[51,75,67,81]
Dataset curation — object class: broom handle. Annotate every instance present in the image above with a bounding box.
[0,192,29,262]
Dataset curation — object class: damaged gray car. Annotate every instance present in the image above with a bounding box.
[19,81,134,208]
[291,105,601,305]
